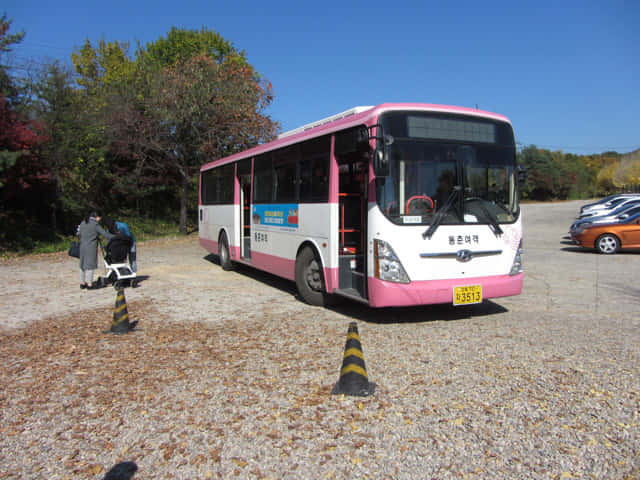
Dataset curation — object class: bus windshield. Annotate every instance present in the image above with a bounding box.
[376,112,519,226]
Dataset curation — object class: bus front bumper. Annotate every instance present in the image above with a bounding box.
[367,273,524,308]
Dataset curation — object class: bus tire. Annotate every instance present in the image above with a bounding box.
[295,246,327,306]
[219,232,234,270]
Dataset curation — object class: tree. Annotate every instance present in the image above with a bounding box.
[0,95,48,184]
[137,26,237,69]
[27,60,88,230]
[612,150,640,191]
[107,27,279,233]
[596,161,618,193]
[0,13,25,98]
[71,38,135,94]
[518,146,560,200]
[70,38,138,215]
[153,54,278,231]
[0,13,24,54]
[0,14,55,249]
[0,92,50,249]
[0,12,26,180]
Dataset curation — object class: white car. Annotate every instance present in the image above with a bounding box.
[571,203,640,232]
[579,196,640,219]
[580,194,640,214]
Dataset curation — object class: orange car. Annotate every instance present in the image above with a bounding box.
[570,212,640,254]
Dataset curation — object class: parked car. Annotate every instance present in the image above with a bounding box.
[570,211,640,254]
[571,204,640,232]
[579,196,640,219]
[580,193,640,214]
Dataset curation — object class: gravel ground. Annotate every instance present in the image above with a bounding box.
[0,201,638,479]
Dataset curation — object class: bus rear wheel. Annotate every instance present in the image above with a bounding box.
[219,232,234,270]
[295,246,327,306]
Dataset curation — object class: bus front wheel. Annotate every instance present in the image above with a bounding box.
[295,247,327,306]
[219,232,234,270]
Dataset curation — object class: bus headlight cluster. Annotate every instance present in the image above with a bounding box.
[374,239,410,284]
[509,240,523,276]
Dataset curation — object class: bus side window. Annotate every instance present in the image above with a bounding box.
[300,135,330,203]
[311,158,329,200]
[201,166,234,205]
[253,154,274,203]
[300,156,329,202]
[274,147,297,203]
[337,152,365,194]
[219,163,235,203]
[300,159,312,201]
[201,170,216,205]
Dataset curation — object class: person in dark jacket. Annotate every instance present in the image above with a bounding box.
[104,217,137,272]
[77,211,113,289]
[105,231,133,263]
[115,220,137,273]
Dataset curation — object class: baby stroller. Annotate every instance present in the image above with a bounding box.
[98,235,137,288]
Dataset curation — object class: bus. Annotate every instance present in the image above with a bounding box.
[199,103,523,308]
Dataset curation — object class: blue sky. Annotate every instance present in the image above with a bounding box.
[4,0,639,155]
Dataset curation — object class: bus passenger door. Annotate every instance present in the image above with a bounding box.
[238,159,252,260]
[337,152,367,300]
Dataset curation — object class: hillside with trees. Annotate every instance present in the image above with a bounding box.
[518,146,640,201]
[1,13,638,252]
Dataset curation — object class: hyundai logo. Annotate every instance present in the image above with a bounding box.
[456,249,473,262]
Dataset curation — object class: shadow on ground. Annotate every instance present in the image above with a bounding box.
[204,254,509,324]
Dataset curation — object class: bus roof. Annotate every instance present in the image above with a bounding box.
[200,103,512,172]
[277,106,375,139]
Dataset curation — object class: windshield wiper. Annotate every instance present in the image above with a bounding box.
[494,200,512,215]
[466,197,503,237]
[422,186,461,239]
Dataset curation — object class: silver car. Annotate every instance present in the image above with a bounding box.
[571,203,640,232]
[579,196,640,219]
[580,194,640,214]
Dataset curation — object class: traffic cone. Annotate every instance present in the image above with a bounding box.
[331,322,375,396]
[109,287,137,333]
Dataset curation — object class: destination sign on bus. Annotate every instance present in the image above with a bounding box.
[407,116,497,143]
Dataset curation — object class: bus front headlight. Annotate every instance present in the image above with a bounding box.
[374,239,410,284]
[509,240,523,276]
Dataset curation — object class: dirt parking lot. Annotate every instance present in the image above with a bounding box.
[1,200,638,479]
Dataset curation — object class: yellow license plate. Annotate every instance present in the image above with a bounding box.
[453,285,482,306]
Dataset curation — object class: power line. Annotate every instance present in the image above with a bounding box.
[17,41,72,52]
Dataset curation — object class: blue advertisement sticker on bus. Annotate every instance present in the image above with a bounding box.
[252,204,299,229]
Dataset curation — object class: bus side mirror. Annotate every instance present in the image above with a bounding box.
[335,126,370,156]
[374,149,389,177]
[517,164,527,188]
[355,126,370,152]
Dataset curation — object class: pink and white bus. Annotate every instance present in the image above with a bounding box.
[199,103,523,307]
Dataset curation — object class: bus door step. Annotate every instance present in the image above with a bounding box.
[334,287,368,304]
[339,254,365,296]
[243,236,251,259]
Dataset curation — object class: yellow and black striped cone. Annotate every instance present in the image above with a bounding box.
[110,287,136,333]
[331,322,375,396]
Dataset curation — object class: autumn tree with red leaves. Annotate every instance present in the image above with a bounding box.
[0,14,52,248]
